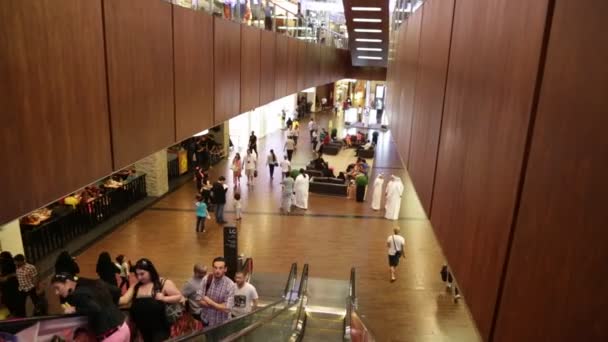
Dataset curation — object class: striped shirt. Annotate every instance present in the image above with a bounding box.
[200,275,236,327]
[16,263,38,292]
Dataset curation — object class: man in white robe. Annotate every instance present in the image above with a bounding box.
[371,174,384,210]
[294,169,310,210]
[384,175,404,220]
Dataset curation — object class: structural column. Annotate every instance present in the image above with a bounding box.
[0,219,24,255]
[135,150,169,197]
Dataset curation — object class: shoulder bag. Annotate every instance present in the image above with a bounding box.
[160,279,185,324]
[392,235,403,258]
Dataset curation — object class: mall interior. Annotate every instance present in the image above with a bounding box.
[0,0,606,341]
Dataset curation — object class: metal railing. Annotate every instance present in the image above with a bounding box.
[345,267,376,342]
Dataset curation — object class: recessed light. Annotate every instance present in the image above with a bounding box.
[358,56,382,60]
[357,47,382,52]
[354,29,382,33]
[352,7,381,11]
[355,38,382,43]
[353,18,382,23]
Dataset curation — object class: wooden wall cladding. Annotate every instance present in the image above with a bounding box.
[286,38,298,95]
[397,8,422,165]
[348,67,387,81]
[240,25,261,113]
[103,0,174,169]
[429,0,549,338]
[493,1,608,340]
[173,6,214,141]
[274,34,289,99]
[259,30,276,105]
[0,0,112,223]
[407,0,454,215]
[214,18,241,124]
[296,40,307,91]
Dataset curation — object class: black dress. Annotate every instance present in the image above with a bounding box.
[0,260,19,315]
[130,285,170,342]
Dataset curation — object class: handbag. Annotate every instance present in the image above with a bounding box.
[254,170,258,178]
[392,235,403,258]
[160,279,185,324]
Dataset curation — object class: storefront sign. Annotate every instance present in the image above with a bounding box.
[178,150,188,175]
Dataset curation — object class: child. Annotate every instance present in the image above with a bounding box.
[234,193,242,221]
[195,194,208,232]
[115,255,130,291]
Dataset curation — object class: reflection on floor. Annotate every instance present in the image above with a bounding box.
[55,111,481,341]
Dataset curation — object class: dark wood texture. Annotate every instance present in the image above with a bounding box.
[493,1,608,340]
[240,25,261,113]
[0,0,113,223]
[103,0,174,169]
[398,8,422,166]
[286,37,298,95]
[343,0,389,67]
[274,34,289,99]
[296,40,307,91]
[259,30,276,105]
[173,6,214,141]
[214,18,241,124]
[407,0,454,215]
[307,44,321,88]
[348,67,387,81]
[429,0,549,338]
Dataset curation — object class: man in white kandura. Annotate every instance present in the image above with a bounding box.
[371,173,384,211]
[384,175,404,220]
[294,169,310,210]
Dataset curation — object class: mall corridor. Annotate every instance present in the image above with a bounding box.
[63,110,480,341]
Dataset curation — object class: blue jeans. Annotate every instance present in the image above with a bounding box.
[216,204,225,223]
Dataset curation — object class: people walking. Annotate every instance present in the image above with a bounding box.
[284,136,295,161]
[385,175,404,220]
[248,131,258,156]
[234,193,242,221]
[280,155,291,179]
[267,149,278,179]
[212,176,228,224]
[195,194,209,232]
[245,149,257,186]
[281,175,295,214]
[231,153,242,189]
[371,174,385,210]
[386,227,405,282]
[294,169,310,210]
[115,255,130,292]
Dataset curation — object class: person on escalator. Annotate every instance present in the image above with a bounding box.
[199,257,235,327]
[231,271,258,318]
[51,273,130,341]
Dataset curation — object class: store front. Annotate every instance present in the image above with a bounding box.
[334,79,387,129]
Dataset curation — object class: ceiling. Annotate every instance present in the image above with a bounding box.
[342,0,390,67]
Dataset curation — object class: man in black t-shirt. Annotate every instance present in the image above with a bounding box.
[212,177,228,224]
[248,132,257,156]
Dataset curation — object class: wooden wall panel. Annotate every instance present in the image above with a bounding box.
[286,38,298,95]
[0,0,112,223]
[407,0,454,214]
[274,34,289,99]
[214,18,241,124]
[259,30,276,105]
[348,67,387,81]
[429,0,549,339]
[397,8,422,165]
[104,0,174,169]
[493,1,608,340]
[173,6,214,141]
[296,40,307,91]
[240,25,261,112]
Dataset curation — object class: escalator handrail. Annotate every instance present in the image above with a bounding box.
[346,267,376,342]
[169,263,298,341]
[290,264,309,342]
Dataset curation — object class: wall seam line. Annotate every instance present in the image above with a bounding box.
[100,0,115,171]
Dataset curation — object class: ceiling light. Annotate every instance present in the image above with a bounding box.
[358,56,382,60]
[352,7,381,11]
[357,47,382,52]
[354,29,382,33]
[355,38,382,43]
[353,18,382,23]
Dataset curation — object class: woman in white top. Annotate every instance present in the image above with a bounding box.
[245,149,257,186]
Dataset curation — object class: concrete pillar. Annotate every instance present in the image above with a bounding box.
[0,219,24,255]
[135,150,169,197]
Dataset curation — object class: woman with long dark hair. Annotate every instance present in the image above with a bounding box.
[55,250,80,276]
[51,273,129,341]
[0,252,19,317]
[97,252,120,287]
[119,258,183,342]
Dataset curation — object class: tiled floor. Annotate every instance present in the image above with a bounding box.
[56,111,481,341]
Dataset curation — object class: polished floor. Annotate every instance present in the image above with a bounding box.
[56,111,481,341]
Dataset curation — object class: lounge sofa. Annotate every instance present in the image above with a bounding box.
[357,148,375,159]
[322,142,342,155]
[309,177,348,197]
